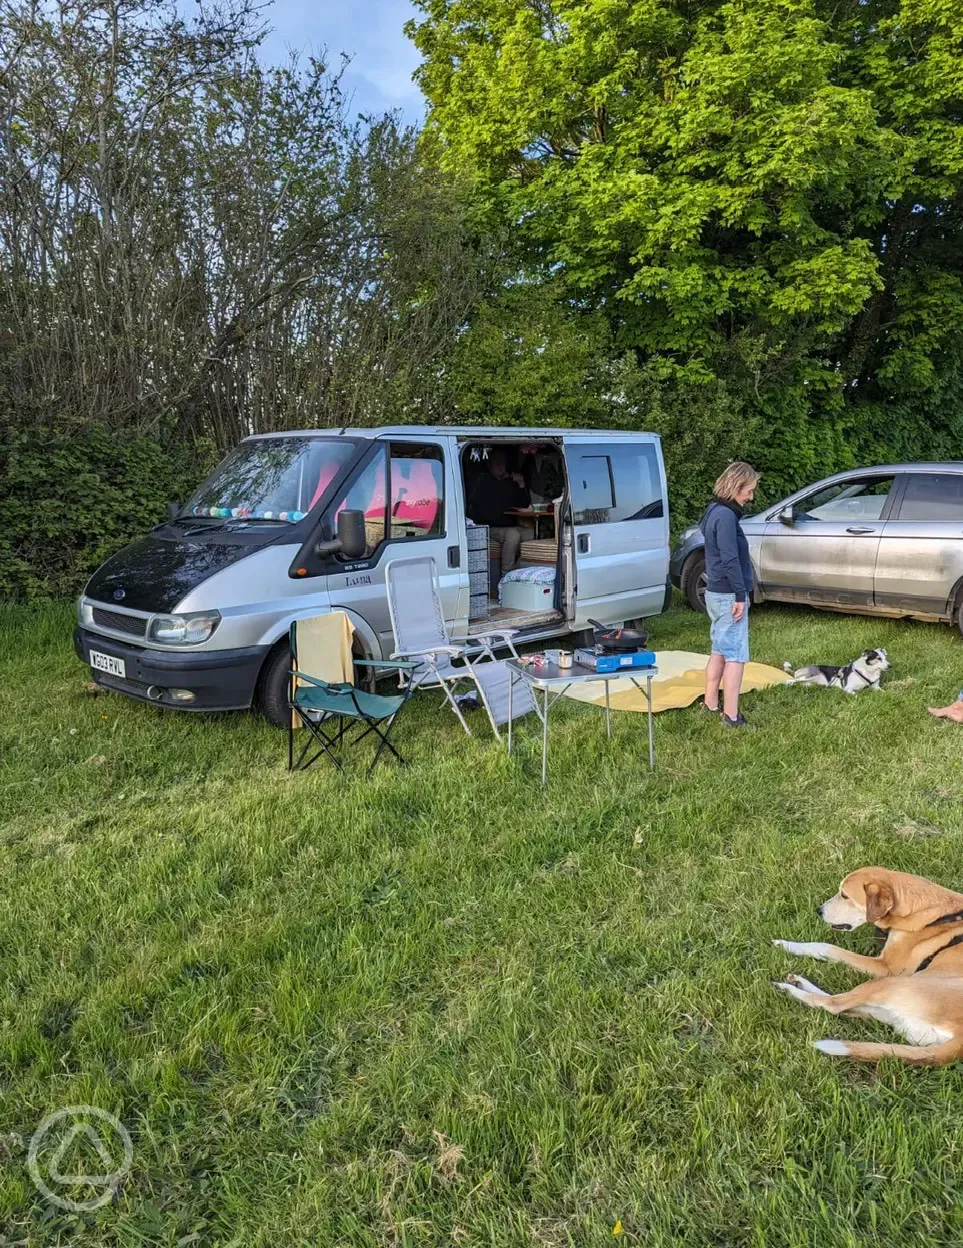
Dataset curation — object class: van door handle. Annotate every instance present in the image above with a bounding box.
[447,545,460,568]
[577,534,590,554]
[846,527,875,535]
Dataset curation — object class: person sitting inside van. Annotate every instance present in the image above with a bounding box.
[467,449,534,571]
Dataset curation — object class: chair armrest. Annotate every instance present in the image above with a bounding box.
[391,646,466,660]
[289,670,352,692]
[354,657,420,671]
[290,668,325,688]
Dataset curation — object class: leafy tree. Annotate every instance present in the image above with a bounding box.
[409,0,963,508]
[0,0,497,595]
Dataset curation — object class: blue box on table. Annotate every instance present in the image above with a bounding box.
[574,648,656,674]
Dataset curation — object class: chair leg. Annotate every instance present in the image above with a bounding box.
[291,709,345,773]
[365,711,408,776]
[438,679,473,736]
[410,665,474,737]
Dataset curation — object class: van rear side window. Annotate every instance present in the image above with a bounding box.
[571,443,664,524]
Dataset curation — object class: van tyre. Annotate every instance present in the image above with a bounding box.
[256,642,291,728]
[681,552,708,612]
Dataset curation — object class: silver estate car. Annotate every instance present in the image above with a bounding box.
[670,463,963,631]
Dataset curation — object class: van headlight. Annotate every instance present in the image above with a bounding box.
[148,610,221,645]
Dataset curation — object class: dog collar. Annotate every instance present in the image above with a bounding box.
[850,667,874,687]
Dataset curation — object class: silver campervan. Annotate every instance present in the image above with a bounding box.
[74,426,670,724]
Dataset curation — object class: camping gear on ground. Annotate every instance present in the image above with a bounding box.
[505,657,658,785]
[561,650,791,715]
[574,648,657,674]
[288,615,417,775]
[385,554,520,735]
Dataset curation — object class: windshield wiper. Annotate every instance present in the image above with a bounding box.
[160,515,295,537]
[225,517,293,526]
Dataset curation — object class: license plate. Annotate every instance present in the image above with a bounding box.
[89,650,126,679]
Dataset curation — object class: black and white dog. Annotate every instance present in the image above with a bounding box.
[783,648,890,694]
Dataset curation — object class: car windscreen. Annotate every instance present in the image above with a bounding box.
[183,437,356,523]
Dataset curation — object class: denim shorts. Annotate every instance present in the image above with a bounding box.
[705,591,750,663]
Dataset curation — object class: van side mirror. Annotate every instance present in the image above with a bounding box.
[778,505,795,526]
[315,509,367,560]
[337,510,367,559]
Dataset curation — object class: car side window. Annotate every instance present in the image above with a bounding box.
[796,477,894,523]
[897,473,963,522]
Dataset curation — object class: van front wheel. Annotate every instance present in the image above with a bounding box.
[255,642,291,728]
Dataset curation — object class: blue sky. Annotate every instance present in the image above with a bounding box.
[259,1,426,124]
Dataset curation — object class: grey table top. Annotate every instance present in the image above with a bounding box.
[505,658,659,691]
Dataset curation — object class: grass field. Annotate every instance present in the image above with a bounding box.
[3,599,963,1246]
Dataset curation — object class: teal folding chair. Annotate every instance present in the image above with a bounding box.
[288,620,418,776]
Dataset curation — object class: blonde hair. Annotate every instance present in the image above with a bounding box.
[713,461,760,502]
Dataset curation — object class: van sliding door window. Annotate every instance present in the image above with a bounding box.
[572,444,664,524]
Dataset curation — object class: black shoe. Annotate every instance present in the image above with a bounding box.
[721,712,748,728]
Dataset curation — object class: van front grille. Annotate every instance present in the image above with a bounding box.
[92,607,147,638]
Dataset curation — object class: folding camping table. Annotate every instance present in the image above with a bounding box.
[505,658,658,786]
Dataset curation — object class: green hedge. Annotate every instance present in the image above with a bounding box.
[0,426,215,601]
[4,391,962,600]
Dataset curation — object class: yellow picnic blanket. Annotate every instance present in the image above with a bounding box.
[562,650,791,714]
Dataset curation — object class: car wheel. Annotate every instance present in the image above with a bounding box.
[681,552,708,612]
[255,641,291,728]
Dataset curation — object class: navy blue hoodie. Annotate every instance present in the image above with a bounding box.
[700,498,753,602]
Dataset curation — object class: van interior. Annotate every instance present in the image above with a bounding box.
[460,439,568,634]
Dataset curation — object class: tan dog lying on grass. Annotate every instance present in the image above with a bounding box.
[773,868,963,1065]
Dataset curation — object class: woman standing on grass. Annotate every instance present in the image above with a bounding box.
[701,462,760,727]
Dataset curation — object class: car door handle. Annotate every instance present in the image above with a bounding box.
[447,545,460,568]
[846,527,876,535]
[577,534,590,554]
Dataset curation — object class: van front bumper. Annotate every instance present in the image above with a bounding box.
[73,627,269,712]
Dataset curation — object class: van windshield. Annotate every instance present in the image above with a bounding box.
[183,437,356,523]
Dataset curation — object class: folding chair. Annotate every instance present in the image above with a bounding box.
[288,617,418,776]
[469,659,544,743]
[384,554,521,736]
